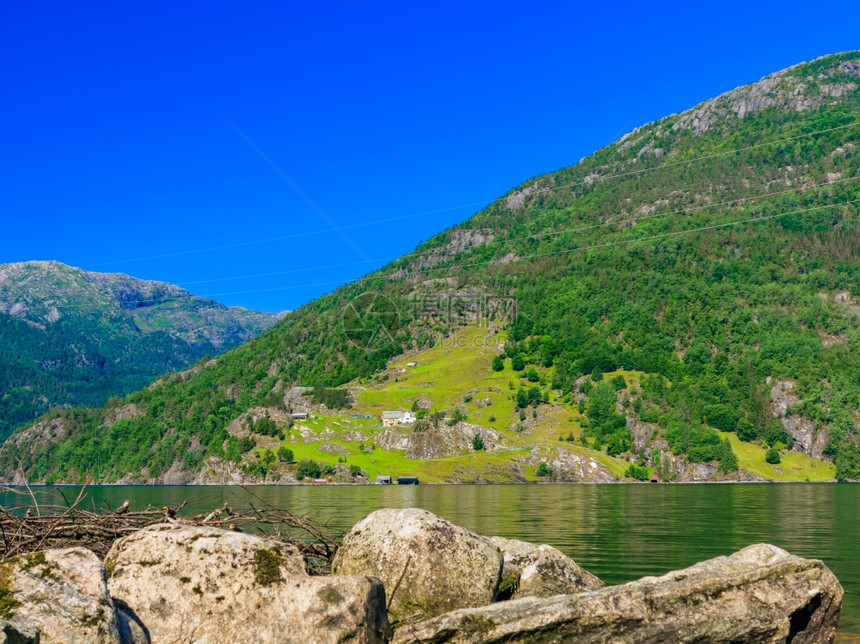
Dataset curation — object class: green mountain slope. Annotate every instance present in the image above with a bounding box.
[0,261,283,438]
[3,52,859,483]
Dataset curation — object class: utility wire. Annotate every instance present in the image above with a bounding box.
[199,196,860,295]
[178,173,859,287]
[521,122,859,199]
[83,200,492,269]
[16,180,858,309]
[82,120,858,270]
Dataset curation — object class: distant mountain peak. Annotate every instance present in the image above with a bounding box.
[0,260,260,329]
[0,260,282,437]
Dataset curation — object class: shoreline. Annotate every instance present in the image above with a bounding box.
[3,479,853,488]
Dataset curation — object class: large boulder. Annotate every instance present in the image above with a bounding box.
[0,620,39,643]
[105,523,391,644]
[0,547,121,643]
[331,508,503,622]
[393,543,843,643]
[489,536,604,599]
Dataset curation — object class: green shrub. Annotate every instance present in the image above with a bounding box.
[703,404,737,432]
[736,417,756,442]
[625,464,651,481]
[310,386,351,409]
[765,448,781,465]
[447,408,467,426]
[296,459,321,480]
[640,405,661,424]
[249,415,278,437]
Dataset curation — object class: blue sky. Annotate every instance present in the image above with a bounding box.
[2,1,858,313]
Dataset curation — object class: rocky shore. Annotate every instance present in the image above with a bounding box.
[0,508,843,643]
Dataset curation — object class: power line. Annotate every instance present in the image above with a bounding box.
[17,121,859,309]
[81,120,857,270]
[231,123,379,271]
[410,198,860,276]
[179,259,374,286]
[176,173,860,287]
[520,122,859,200]
[196,195,860,295]
[13,182,858,309]
[83,200,492,269]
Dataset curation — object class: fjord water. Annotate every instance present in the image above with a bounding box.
[11,483,859,637]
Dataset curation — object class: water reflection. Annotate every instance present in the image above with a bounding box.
[4,483,858,637]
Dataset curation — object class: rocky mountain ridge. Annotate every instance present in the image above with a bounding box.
[0,260,284,438]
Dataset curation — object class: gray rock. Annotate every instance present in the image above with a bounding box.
[393,543,843,643]
[0,547,121,643]
[331,508,503,623]
[522,446,616,482]
[106,523,391,644]
[771,380,828,459]
[319,442,351,455]
[489,536,603,599]
[403,424,502,460]
[0,620,39,644]
[669,57,859,136]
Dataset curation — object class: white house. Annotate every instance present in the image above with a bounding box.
[381,410,416,427]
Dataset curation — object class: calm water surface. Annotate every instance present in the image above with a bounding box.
[7,483,859,638]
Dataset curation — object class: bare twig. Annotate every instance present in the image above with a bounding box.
[0,486,342,572]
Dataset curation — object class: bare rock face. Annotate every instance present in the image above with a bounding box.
[0,620,39,643]
[319,441,352,455]
[522,446,617,482]
[393,543,843,644]
[0,547,121,643]
[489,536,604,600]
[771,380,828,459]
[105,523,391,644]
[404,424,503,459]
[331,509,503,623]
[669,56,860,135]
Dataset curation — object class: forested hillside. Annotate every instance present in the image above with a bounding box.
[0,261,282,438]
[3,52,858,483]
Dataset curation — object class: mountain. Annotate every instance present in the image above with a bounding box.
[0,260,283,438]
[2,52,859,484]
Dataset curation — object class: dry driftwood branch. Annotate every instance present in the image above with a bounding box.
[0,485,342,573]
